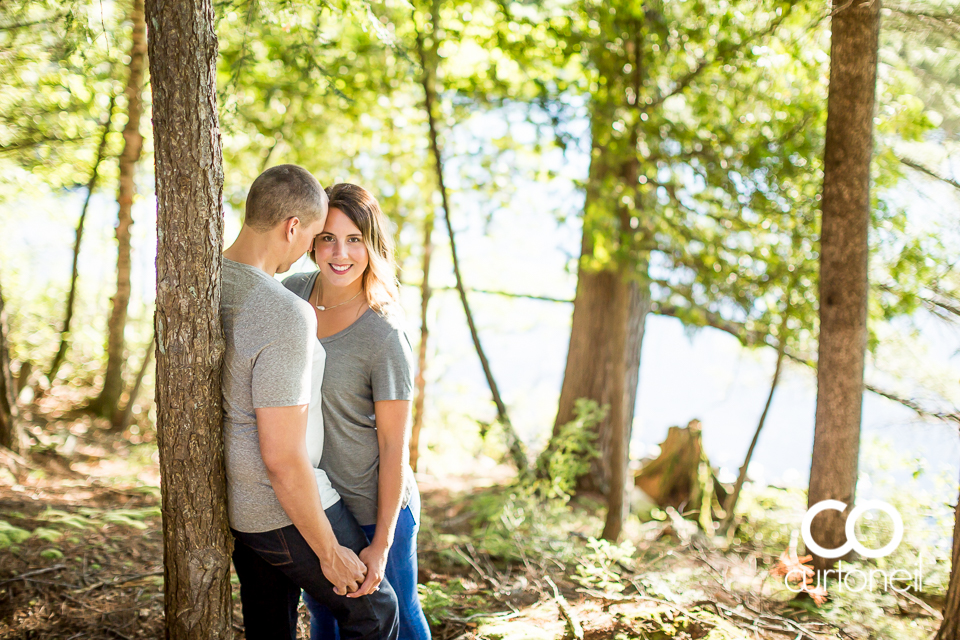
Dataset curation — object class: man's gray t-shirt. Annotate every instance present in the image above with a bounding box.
[284,271,415,526]
[221,258,340,533]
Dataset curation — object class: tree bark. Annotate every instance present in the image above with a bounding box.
[413,0,527,473]
[48,96,116,382]
[559,240,649,540]
[410,211,434,472]
[92,0,147,420]
[807,0,880,572]
[938,481,960,639]
[146,0,231,637]
[0,276,19,453]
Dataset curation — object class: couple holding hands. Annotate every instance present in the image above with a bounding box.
[221,164,430,639]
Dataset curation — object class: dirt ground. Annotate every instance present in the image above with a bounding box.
[0,419,944,640]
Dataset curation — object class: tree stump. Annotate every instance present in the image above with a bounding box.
[634,420,727,530]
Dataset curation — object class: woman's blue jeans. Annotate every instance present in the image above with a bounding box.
[307,489,431,640]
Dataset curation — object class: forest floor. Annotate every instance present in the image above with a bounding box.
[0,394,946,639]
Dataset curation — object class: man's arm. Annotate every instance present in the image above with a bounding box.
[256,404,366,596]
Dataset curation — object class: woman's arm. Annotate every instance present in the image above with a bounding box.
[350,398,410,597]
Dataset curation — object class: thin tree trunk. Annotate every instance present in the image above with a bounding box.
[112,333,154,433]
[807,0,880,572]
[92,0,147,420]
[938,479,960,639]
[48,96,116,382]
[721,313,790,534]
[146,0,231,636]
[410,211,434,472]
[413,1,527,474]
[0,276,19,453]
[599,269,648,541]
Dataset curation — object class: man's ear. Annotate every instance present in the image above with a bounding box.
[282,216,301,240]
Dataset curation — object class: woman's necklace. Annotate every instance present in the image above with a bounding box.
[313,281,363,312]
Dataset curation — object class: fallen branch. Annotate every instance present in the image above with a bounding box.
[454,545,500,592]
[74,569,163,594]
[545,575,583,640]
[0,564,67,586]
[893,587,943,620]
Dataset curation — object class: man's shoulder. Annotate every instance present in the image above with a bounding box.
[225,266,315,339]
[281,270,317,301]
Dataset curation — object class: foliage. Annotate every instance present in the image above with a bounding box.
[0,504,158,559]
[0,1,128,190]
[0,518,32,547]
[417,580,458,626]
[533,398,604,500]
[572,536,636,594]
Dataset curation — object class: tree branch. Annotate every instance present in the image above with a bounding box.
[642,5,794,113]
[428,286,960,426]
[898,156,960,192]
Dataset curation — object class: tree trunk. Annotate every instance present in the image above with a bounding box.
[413,0,527,473]
[720,316,788,535]
[92,0,147,420]
[806,0,880,572]
[938,480,960,639]
[48,96,116,382]
[146,0,232,637]
[553,7,649,541]
[410,211,434,472]
[0,276,19,453]
[558,244,649,540]
[113,333,154,433]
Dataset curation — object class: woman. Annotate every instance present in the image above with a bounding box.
[283,183,431,640]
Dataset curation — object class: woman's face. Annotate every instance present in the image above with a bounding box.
[314,207,369,289]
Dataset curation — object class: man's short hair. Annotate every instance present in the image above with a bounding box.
[244,164,328,231]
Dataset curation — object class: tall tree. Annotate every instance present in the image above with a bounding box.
[408,0,442,474]
[413,0,528,474]
[0,275,18,453]
[146,0,232,636]
[552,0,650,541]
[410,209,434,472]
[939,474,960,640]
[48,96,117,382]
[806,0,881,572]
[540,0,807,539]
[91,0,148,423]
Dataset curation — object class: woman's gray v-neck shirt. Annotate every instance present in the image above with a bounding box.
[283,271,415,526]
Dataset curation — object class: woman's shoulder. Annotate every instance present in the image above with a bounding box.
[370,303,409,334]
[367,305,413,354]
[281,270,319,300]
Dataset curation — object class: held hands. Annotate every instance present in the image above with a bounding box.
[348,542,390,598]
[321,544,368,596]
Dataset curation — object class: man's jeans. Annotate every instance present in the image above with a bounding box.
[231,500,399,640]
[307,488,431,640]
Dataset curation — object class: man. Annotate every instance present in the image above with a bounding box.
[220,164,399,639]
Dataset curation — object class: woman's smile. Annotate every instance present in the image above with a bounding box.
[330,263,352,275]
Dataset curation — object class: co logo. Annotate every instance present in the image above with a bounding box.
[801,500,904,559]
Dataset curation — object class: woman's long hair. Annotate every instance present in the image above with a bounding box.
[312,183,400,314]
